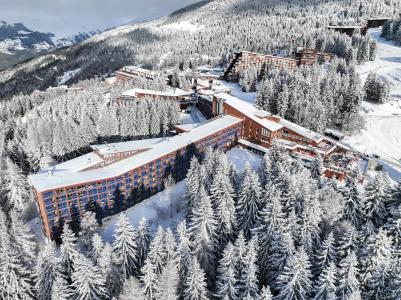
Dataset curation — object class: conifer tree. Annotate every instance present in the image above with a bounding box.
[209,163,236,247]
[236,167,262,238]
[176,221,192,298]
[275,247,312,300]
[310,153,324,185]
[35,243,61,300]
[313,262,337,300]
[154,259,179,300]
[136,217,152,267]
[51,274,72,300]
[71,253,109,300]
[141,257,157,300]
[314,232,336,276]
[188,186,217,275]
[260,286,273,300]
[337,252,360,299]
[216,242,239,300]
[147,226,166,274]
[112,213,139,278]
[238,236,259,299]
[364,174,389,229]
[185,157,203,219]
[183,257,208,300]
[119,277,145,300]
[60,224,79,279]
[341,176,364,229]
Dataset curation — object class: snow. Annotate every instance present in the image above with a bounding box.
[161,21,205,32]
[0,38,25,54]
[226,147,262,171]
[33,41,53,52]
[17,30,31,35]
[122,87,191,98]
[179,106,207,124]
[28,115,243,192]
[215,92,284,132]
[101,147,261,242]
[102,181,186,243]
[57,68,81,85]
[345,28,401,174]
[219,81,257,104]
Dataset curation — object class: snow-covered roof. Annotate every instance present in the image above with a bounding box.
[214,93,283,132]
[238,139,268,153]
[28,115,243,192]
[279,118,322,142]
[91,138,165,156]
[122,87,191,98]
[118,66,156,76]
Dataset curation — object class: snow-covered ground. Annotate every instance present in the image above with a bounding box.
[101,147,261,242]
[179,105,207,125]
[220,81,257,104]
[57,68,81,85]
[345,28,401,172]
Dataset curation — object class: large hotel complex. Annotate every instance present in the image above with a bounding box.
[29,55,360,240]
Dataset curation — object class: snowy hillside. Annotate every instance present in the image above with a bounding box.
[345,28,401,169]
[0,21,99,70]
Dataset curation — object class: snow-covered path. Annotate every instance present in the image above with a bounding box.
[345,28,401,168]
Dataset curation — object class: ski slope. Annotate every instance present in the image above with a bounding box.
[345,28,401,169]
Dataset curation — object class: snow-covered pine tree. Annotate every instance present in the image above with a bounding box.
[188,186,217,275]
[90,233,104,263]
[260,286,273,300]
[236,166,262,238]
[119,277,145,300]
[255,184,285,284]
[360,229,394,297]
[9,211,37,263]
[335,222,359,262]
[99,243,122,297]
[312,262,337,300]
[267,224,295,285]
[141,257,158,300]
[176,221,192,298]
[50,274,72,300]
[313,232,336,276]
[154,258,179,300]
[164,228,177,263]
[5,158,29,210]
[78,211,100,251]
[185,157,203,219]
[363,174,389,229]
[341,176,364,229]
[364,72,390,104]
[183,257,208,300]
[215,242,239,299]
[112,213,139,278]
[35,242,61,300]
[310,153,324,185]
[136,217,152,268]
[209,163,236,248]
[238,235,259,299]
[275,247,312,300]
[147,226,166,274]
[71,253,109,300]
[60,224,79,280]
[337,251,360,299]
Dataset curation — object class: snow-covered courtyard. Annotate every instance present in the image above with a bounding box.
[345,28,401,169]
[101,147,261,242]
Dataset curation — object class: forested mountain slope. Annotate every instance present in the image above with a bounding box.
[0,0,399,99]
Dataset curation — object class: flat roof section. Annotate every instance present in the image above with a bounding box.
[214,93,284,132]
[28,115,243,192]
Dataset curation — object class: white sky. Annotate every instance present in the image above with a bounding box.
[0,0,199,37]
